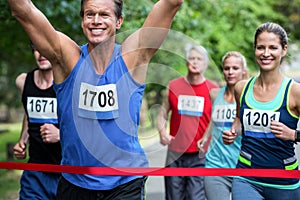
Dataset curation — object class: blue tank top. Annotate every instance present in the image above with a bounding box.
[238,76,299,188]
[205,87,242,169]
[53,44,148,190]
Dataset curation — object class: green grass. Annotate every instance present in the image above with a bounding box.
[0,122,157,199]
[0,123,22,200]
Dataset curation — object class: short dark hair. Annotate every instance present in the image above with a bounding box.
[80,0,123,19]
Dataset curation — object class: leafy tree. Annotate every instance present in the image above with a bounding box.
[0,0,298,121]
[272,0,300,40]
[0,0,84,119]
[141,0,288,106]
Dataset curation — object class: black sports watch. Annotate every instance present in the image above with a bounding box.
[295,130,300,142]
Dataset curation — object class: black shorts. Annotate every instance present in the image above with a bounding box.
[56,176,147,200]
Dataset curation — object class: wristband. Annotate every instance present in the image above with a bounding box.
[295,130,300,142]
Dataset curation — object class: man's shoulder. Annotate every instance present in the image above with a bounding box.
[169,77,184,85]
[205,79,219,89]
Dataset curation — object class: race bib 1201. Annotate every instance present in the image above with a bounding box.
[243,108,280,138]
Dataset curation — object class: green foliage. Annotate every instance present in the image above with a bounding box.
[172,0,287,71]
[122,0,153,29]
[0,0,85,114]
[0,0,300,112]
[272,0,300,39]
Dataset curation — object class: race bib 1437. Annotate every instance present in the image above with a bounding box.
[178,95,204,117]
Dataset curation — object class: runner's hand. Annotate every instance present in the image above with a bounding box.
[13,141,26,160]
[222,129,237,145]
[40,124,60,143]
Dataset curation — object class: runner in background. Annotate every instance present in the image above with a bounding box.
[198,51,248,200]
[13,43,61,200]
[157,44,218,200]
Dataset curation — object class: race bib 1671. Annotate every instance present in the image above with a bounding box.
[27,97,58,123]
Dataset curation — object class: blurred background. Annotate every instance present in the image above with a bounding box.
[1,0,300,123]
[1,0,300,199]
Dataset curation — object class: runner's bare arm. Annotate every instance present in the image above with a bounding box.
[222,80,246,144]
[198,88,220,147]
[122,0,184,83]
[270,81,300,141]
[157,89,174,145]
[15,73,27,94]
[289,81,300,117]
[13,114,29,160]
[232,80,247,135]
[7,0,81,83]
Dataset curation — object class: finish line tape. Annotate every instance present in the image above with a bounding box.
[1,162,300,178]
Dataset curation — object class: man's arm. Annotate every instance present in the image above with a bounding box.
[197,88,219,150]
[14,73,29,159]
[157,90,174,145]
[123,0,184,83]
[13,113,29,160]
[19,114,29,145]
[15,73,26,94]
[7,0,80,83]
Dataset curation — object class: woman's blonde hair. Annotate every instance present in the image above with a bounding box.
[222,51,249,79]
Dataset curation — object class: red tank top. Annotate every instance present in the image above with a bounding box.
[168,77,218,153]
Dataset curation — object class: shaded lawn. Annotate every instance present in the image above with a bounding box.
[0,123,22,200]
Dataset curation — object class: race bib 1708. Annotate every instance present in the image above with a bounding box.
[178,95,204,117]
[79,82,119,112]
[243,108,280,138]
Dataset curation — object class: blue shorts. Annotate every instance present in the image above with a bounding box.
[232,177,300,200]
[20,170,61,200]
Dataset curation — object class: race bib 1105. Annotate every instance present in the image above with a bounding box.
[212,104,236,127]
